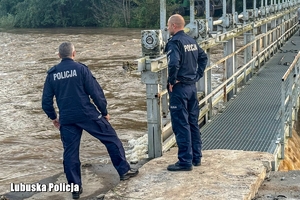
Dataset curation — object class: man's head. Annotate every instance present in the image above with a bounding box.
[167,14,185,36]
[58,42,75,59]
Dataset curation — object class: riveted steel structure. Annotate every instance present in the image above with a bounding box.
[138,0,300,163]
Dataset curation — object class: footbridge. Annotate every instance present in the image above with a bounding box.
[137,0,300,170]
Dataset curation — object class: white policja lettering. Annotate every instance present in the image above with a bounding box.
[53,70,77,81]
[184,44,197,52]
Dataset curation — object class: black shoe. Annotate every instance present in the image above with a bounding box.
[192,161,201,166]
[120,168,139,181]
[72,187,83,199]
[167,162,192,171]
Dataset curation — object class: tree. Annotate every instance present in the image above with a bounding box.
[91,0,125,27]
[11,0,97,27]
[0,0,248,28]
[123,0,131,26]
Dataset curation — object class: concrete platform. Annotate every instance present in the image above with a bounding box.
[104,148,274,200]
[1,149,273,200]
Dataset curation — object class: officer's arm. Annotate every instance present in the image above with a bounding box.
[196,46,208,80]
[42,75,57,120]
[83,68,108,116]
[167,41,181,85]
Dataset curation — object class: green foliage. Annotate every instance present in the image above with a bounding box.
[129,0,179,28]
[13,0,97,27]
[90,0,126,27]
[129,1,160,28]
[0,0,23,16]
[0,13,15,28]
[0,0,248,28]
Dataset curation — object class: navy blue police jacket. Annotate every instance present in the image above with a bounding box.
[165,30,208,85]
[42,58,107,125]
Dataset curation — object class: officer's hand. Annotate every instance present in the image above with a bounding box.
[169,81,179,92]
[169,84,174,92]
[52,118,60,129]
[104,114,110,121]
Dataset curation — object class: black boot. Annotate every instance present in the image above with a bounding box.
[120,168,139,181]
[192,159,201,166]
[72,187,83,199]
[167,162,192,171]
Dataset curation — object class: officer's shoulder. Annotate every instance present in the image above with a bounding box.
[47,65,56,74]
[168,38,183,47]
[77,62,89,68]
[169,33,185,44]
[167,37,179,45]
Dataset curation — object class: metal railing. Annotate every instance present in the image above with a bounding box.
[200,21,300,119]
[279,51,300,161]
[138,0,300,158]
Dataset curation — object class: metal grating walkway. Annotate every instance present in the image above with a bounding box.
[201,33,300,154]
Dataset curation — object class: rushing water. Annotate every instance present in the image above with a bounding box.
[0,27,245,195]
[0,28,148,194]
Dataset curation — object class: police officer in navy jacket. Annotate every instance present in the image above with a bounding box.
[165,15,208,171]
[42,42,138,199]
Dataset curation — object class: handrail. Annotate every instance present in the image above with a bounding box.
[199,21,299,106]
[280,51,300,159]
[143,0,300,159]
[282,52,300,81]
[205,25,280,71]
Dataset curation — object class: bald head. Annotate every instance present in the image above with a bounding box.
[167,14,185,36]
[169,14,185,28]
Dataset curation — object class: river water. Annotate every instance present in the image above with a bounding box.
[0,27,237,195]
[0,28,148,194]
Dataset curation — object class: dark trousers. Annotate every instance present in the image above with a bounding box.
[59,117,130,186]
[169,83,202,167]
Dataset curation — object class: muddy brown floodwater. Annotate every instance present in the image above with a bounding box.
[0,27,245,196]
[0,28,148,194]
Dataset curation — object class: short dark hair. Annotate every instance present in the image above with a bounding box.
[59,42,75,58]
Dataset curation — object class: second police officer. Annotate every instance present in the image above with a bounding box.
[165,14,208,171]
